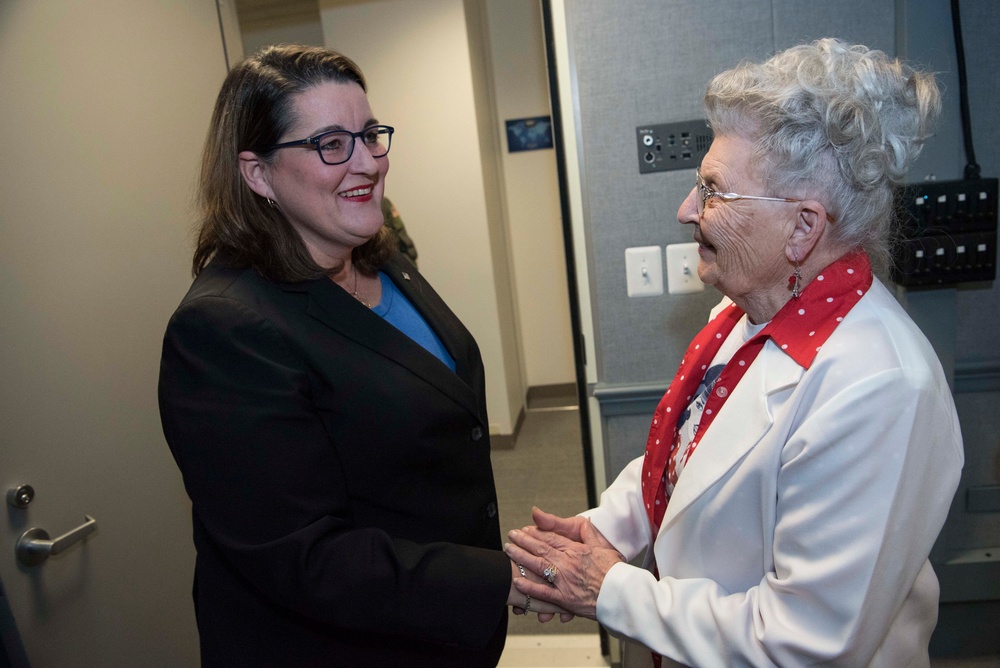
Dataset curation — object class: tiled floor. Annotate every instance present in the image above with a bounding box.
[498,634,609,667]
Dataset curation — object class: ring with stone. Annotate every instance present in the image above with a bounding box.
[543,563,558,584]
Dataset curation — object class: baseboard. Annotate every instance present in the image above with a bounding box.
[526,383,578,411]
[490,405,525,450]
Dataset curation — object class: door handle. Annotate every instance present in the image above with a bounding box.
[16,515,97,567]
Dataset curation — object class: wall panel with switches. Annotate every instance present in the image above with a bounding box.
[625,244,705,297]
[636,120,712,174]
[891,178,998,286]
[624,246,663,297]
[666,243,704,294]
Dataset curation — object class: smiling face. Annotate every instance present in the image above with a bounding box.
[245,80,388,267]
[678,134,798,317]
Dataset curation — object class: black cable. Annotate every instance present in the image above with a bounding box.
[540,4,609,656]
[540,0,598,513]
[950,0,980,180]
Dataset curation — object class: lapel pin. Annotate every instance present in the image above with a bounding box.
[402,272,411,281]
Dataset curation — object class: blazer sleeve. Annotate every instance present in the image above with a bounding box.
[158,293,510,649]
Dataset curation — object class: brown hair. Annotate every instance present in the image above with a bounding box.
[193,44,395,281]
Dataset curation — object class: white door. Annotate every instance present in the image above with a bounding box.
[0,1,235,664]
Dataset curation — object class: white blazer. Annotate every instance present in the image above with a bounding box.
[585,279,964,667]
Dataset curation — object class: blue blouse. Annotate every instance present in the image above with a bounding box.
[372,272,456,372]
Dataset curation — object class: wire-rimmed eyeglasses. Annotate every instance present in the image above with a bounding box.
[696,167,800,217]
[268,125,394,166]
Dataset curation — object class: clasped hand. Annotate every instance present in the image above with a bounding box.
[504,506,624,622]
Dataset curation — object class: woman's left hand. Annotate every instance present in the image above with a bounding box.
[507,558,571,621]
[504,518,624,620]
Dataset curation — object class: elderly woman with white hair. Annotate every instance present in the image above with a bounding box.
[505,38,964,667]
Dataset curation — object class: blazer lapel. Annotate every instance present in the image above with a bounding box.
[292,264,484,421]
[379,259,480,388]
[660,345,804,531]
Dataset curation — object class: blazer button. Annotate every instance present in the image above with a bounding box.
[486,501,497,518]
[470,426,483,441]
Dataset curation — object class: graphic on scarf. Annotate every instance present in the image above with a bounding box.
[677,363,724,436]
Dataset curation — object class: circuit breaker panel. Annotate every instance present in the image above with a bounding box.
[891,178,998,287]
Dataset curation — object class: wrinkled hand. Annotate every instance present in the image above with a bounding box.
[531,506,588,542]
[530,507,589,622]
[504,508,624,620]
[507,558,571,622]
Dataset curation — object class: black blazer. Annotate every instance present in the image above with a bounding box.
[158,255,510,667]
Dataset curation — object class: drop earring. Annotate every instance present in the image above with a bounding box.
[266,197,277,209]
[789,257,802,299]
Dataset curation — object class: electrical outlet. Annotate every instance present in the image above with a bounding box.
[625,246,663,297]
[666,243,704,294]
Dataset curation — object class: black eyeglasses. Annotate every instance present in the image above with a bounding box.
[268,125,394,165]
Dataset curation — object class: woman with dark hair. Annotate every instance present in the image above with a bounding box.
[158,44,555,667]
[507,38,963,667]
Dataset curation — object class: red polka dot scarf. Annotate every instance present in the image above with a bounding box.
[640,250,873,533]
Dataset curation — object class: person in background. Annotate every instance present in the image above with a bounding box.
[383,195,418,266]
[158,44,558,667]
[506,38,963,667]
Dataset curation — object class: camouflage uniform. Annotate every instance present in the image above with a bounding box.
[382,196,418,267]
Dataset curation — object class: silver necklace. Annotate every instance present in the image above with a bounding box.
[352,265,373,308]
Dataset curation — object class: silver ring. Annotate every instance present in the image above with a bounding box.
[543,563,558,584]
[516,563,530,613]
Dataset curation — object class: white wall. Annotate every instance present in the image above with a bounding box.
[241,15,324,54]
[485,0,574,388]
[319,0,523,433]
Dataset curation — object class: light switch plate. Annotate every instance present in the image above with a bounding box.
[666,242,704,294]
[625,246,663,297]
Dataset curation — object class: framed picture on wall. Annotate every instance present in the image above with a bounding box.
[505,116,553,152]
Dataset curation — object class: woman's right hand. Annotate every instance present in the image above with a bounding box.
[531,506,588,541]
[505,508,623,621]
